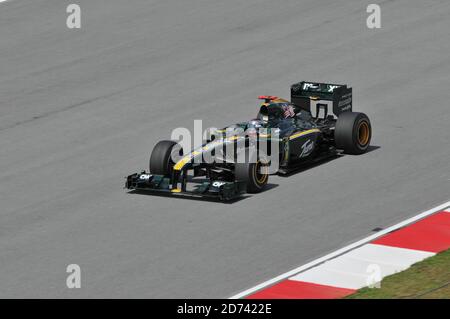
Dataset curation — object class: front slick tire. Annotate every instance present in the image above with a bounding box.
[149,140,179,176]
[335,112,372,155]
[235,159,269,193]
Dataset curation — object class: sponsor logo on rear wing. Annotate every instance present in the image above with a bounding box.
[300,82,342,93]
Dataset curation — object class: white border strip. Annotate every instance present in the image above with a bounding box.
[229,200,450,299]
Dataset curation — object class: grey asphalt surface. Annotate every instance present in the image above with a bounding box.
[0,0,449,298]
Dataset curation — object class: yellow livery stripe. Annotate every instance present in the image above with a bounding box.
[289,128,321,140]
[173,151,200,171]
[225,135,240,141]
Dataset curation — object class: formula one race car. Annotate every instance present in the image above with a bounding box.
[125,81,372,201]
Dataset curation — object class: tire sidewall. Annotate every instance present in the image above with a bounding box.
[353,115,371,152]
[235,156,269,193]
[335,112,372,155]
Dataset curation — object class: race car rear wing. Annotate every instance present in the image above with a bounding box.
[291,81,352,118]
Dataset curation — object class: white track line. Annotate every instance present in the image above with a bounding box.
[229,200,450,299]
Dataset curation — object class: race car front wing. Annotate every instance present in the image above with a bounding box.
[125,172,246,201]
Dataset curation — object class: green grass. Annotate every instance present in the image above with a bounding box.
[346,249,450,299]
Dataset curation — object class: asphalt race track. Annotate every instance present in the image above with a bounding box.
[0,0,449,298]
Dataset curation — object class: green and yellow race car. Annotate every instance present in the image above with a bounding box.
[125,81,372,201]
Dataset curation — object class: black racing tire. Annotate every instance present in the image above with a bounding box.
[335,112,372,155]
[149,140,180,175]
[235,158,269,193]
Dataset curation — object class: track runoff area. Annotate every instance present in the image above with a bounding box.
[230,200,450,299]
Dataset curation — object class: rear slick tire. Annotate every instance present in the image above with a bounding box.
[335,112,372,155]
